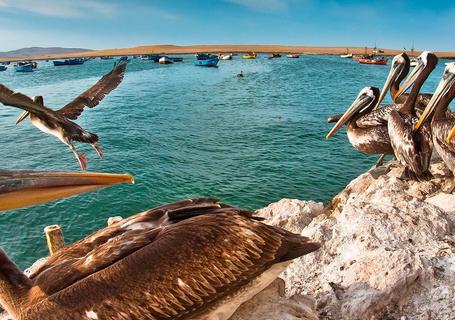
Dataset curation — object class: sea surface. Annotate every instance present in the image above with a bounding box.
[0,54,451,268]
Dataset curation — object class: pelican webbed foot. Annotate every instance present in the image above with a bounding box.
[92,143,104,158]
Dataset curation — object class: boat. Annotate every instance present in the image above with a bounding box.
[100,56,113,60]
[53,58,85,66]
[358,57,388,65]
[287,54,300,58]
[119,56,129,61]
[14,62,33,72]
[195,53,217,60]
[220,53,233,60]
[340,53,353,58]
[159,56,173,64]
[265,53,282,60]
[170,57,183,62]
[141,54,161,62]
[410,58,417,67]
[0,66,7,72]
[243,53,257,59]
[194,58,219,67]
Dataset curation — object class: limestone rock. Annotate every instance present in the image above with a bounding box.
[261,160,455,320]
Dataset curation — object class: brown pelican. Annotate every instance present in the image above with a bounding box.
[387,51,437,180]
[415,62,455,187]
[0,184,319,319]
[0,62,127,170]
[326,86,394,155]
[0,170,134,210]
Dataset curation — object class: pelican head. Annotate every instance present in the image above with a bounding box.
[326,87,379,139]
[395,51,437,99]
[16,96,44,124]
[0,170,134,211]
[374,52,410,109]
[414,62,455,132]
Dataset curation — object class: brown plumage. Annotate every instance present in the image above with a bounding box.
[0,62,127,170]
[415,62,455,188]
[0,198,319,320]
[326,87,394,155]
[387,51,437,180]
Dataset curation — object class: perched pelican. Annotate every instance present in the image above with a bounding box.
[0,170,134,210]
[326,86,394,155]
[0,62,127,170]
[415,62,455,188]
[0,194,319,320]
[387,51,437,180]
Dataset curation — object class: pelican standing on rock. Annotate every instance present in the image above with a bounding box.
[415,62,455,189]
[0,181,320,320]
[326,86,395,155]
[387,51,438,180]
[0,62,127,170]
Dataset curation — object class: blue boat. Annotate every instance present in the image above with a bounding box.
[0,66,7,72]
[119,56,129,61]
[194,58,219,67]
[195,53,218,60]
[141,54,161,62]
[53,58,85,66]
[14,63,33,72]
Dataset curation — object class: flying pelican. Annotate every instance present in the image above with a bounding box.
[387,51,437,180]
[0,62,127,170]
[0,183,319,319]
[0,170,133,211]
[415,62,455,189]
[326,86,394,155]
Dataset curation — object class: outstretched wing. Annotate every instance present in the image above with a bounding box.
[57,62,127,120]
[0,84,53,117]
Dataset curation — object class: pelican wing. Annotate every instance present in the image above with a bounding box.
[57,62,127,120]
[356,104,398,128]
[30,198,319,319]
[0,84,52,116]
[388,111,431,177]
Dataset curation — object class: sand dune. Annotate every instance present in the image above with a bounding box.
[1,44,455,62]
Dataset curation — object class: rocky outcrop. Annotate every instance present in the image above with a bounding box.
[244,160,454,320]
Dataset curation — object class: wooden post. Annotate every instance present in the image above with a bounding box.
[44,225,65,256]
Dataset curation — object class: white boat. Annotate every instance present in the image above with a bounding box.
[220,54,233,60]
[287,54,300,58]
[159,56,173,64]
[410,58,417,67]
[340,53,353,58]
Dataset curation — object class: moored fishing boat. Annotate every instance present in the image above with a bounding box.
[100,56,113,60]
[194,58,219,67]
[159,56,174,64]
[243,52,257,59]
[196,53,217,60]
[14,62,33,72]
[340,53,353,58]
[119,56,129,61]
[358,57,388,65]
[220,53,233,60]
[287,54,300,58]
[53,58,85,66]
[0,66,7,71]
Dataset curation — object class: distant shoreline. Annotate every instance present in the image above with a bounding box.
[1,44,455,62]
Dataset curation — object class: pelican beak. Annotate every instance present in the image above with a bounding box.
[414,68,455,131]
[446,125,455,144]
[395,57,425,99]
[374,60,405,109]
[16,111,30,124]
[0,171,134,211]
[326,91,375,139]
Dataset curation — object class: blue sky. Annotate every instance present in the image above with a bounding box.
[0,0,454,51]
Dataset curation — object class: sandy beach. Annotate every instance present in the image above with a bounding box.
[2,44,455,62]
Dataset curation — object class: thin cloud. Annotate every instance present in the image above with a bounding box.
[227,0,289,12]
[0,0,117,18]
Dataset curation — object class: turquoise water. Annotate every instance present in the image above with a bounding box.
[0,55,451,268]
